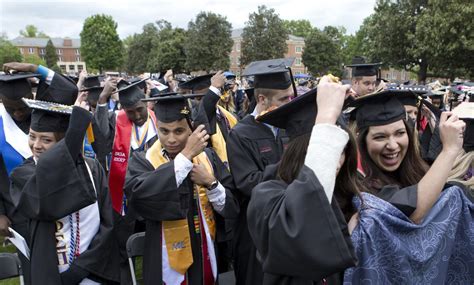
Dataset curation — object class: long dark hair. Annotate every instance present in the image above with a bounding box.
[278,124,365,221]
[357,119,428,190]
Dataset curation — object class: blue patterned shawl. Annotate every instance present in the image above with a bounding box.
[344,186,474,284]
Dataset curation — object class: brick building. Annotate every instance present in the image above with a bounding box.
[229,29,307,76]
[10,37,86,75]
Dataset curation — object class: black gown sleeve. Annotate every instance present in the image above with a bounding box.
[10,108,97,221]
[126,151,190,221]
[93,105,116,155]
[226,130,265,197]
[247,166,356,281]
[194,89,220,135]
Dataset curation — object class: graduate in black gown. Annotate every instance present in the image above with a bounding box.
[0,72,40,285]
[9,100,120,284]
[125,94,239,285]
[247,77,359,285]
[226,58,295,284]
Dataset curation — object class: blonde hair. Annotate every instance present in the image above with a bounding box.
[447,150,474,189]
[218,91,236,114]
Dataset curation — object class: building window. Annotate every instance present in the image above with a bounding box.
[76,56,81,62]
[41,56,45,61]
[78,65,84,72]
[60,65,66,73]
[28,47,34,54]
[295,46,302,53]
[75,49,80,55]
[237,57,240,65]
[236,43,240,52]
[19,48,24,54]
[40,48,46,55]
[58,56,63,62]
[69,65,75,71]
[57,49,62,55]
[295,58,302,66]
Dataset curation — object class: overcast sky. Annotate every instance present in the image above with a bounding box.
[0,0,376,39]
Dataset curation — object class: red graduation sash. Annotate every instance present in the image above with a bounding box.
[109,110,133,213]
[108,110,157,213]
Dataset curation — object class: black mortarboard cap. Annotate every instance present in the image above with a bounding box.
[257,88,317,139]
[36,73,78,105]
[80,75,104,104]
[242,58,294,90]
[178,74,214,92]
[391,85,428,107]
[346,56,382,77]
[130,77,147,90]
[350,90,408,129]
[0,73,40,100]
[22,98,72,133]
[81,75,101,90]
[117,78,146,108]
[257,88,346,140]
[452,102,474,152]
[142,94,204,123]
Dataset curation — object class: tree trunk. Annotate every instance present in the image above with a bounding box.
[417,60,428,84]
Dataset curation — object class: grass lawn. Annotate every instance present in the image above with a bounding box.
[0,237,144,285]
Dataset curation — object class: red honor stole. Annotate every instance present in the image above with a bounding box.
[109,110,156,213]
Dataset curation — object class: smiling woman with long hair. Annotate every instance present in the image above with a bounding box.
[352,90,466,224]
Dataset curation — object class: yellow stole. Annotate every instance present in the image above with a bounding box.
[146,141,216,275]
[211,106,238,166]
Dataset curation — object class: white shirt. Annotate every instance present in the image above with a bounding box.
[173,153,226,213]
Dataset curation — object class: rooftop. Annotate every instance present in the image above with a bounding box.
[10,37,81,48]
[231,29,304,42]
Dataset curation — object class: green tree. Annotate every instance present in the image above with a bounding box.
[45,39,58,68]
[361,0,474,83]
[283,19,312,38]
[124,23,159,73]
[80,14,124,73]
[147,20,187,72]
[19,25,48,37]
[302,26,344,77]
[22,54,46,66]
[241,6,289,66]
[184,12,233,72]
[0,36,22,65]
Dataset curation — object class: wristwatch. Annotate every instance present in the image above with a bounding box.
[207,180,219,190]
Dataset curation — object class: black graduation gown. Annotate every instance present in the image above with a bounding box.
[247,166,357,285]
[419,124,442,165]
[9,141,120,285]
[194,89,239,271]
[226,115,289,285]
[125,148,239,285]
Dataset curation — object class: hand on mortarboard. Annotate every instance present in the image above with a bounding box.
[98,78,117,104]
[164,69,174,83]
[181,125,209,161]
[3,62,37,74]
[315,75,351,125]
[211,71,226,89]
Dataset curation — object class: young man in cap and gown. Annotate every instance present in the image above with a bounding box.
[225,58,295,284]
[125,94,239,285]
[94,78,159,283]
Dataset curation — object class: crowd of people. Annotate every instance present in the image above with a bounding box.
[0,56,472,285]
